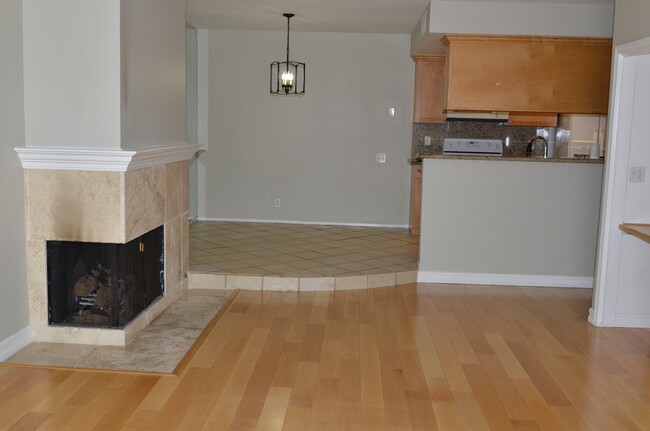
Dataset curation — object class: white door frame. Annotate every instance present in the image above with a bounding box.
[590,36,650,327]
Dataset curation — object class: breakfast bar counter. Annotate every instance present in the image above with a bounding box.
[417,156,604,287]
[619,223,650,244]
[418,153,604,164]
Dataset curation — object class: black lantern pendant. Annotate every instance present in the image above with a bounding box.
[270,13,305,95]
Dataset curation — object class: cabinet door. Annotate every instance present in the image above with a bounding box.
[508,112,558,127]
[443,35,612,114]
[409,165,423,235]
[413,56,445,123]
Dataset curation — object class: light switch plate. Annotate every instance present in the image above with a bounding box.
[376,153,386,164]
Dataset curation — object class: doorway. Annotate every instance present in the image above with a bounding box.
[592,36,650,328]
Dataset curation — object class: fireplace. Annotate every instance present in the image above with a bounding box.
[47,226,164,329]
[16,145,198,345]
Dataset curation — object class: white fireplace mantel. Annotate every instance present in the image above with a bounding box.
[15,144,202,172]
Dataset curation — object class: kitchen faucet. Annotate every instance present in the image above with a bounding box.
[525,136,549,158]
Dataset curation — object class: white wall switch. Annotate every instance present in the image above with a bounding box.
[376,153,386,164]
[424,136,431,146]
[630,166,646,183]
[388,107,395,117]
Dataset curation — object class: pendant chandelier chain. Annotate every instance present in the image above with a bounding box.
[285,14,291,66]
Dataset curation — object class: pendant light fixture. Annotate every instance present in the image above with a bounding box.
[270,13,305,95]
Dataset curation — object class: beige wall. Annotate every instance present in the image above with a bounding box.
[428,0,614,37]
[120,0,186,150]
[0,0,30,341]
[22,0,121,148]
[612,0,650,46]
[203,30,413,225]
[22,0,186,150]
[419,159,603,278]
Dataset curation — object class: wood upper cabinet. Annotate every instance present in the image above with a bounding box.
[508,112,558,127]
[442,35,612,114]
[413,55,445,123]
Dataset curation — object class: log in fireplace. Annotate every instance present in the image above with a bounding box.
[47,226,164,328]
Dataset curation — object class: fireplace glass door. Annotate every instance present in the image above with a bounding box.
[46,226,164,328]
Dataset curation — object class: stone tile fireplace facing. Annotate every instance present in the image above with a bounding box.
[16,145,198,346]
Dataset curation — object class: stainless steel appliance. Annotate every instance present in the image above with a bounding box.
[442,138,503,156]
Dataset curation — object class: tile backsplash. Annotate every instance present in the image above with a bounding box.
[412,120,539,158]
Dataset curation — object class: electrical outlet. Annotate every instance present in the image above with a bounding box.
[424,136,431,146]
[376,153,387,164]
[630,166,646,183]
[274,198,281,208]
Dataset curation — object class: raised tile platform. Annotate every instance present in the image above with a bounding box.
[189,221,419,291]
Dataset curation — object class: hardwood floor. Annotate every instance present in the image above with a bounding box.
[1,284,650,430]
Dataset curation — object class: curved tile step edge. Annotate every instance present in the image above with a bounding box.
[189,271,418,292]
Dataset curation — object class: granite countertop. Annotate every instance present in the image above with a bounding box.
[412,154,604,164]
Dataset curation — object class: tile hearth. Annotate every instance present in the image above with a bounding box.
[5,289,232,374]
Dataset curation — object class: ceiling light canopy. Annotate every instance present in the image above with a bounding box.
[270,13,305,96]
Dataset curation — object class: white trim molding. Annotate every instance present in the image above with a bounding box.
[0,326,33,362]
[612,313,650,328]
[15,144,202,172]
[417,271,594,288]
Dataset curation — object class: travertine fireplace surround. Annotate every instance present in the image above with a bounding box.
[16,145,199,345]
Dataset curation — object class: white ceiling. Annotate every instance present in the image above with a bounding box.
[186,0,615,34]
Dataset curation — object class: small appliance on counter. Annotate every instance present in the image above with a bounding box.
[554,114,607,159]
[442,138,503,156]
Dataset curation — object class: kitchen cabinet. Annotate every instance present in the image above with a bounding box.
[412,55,445,123]
[442,35,612,114]
[409,164,422,235]
[508,112,558,127]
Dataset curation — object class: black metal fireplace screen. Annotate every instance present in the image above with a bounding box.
[46,225,164,328]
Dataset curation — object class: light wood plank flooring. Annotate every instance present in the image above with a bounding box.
[1,283,650,430]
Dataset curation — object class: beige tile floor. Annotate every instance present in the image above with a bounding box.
[189,221,419,277]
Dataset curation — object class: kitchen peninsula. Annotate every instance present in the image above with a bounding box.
[417,155,603,288]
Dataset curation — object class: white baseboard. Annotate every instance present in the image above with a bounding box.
[587,309,650,329]
[417,271,594,288]
[0,326,33,361]
[613,313,650,328]
[197,217,408,229]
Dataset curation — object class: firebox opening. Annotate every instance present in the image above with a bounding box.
[46,225,164,329]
